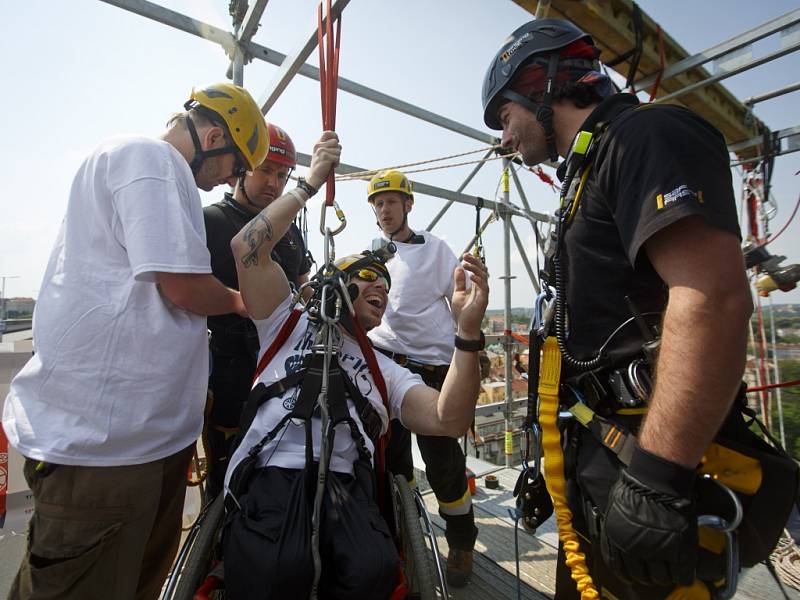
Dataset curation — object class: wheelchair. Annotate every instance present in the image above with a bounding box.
[162,472,448,600]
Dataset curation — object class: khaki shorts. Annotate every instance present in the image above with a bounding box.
[9,445,193,600]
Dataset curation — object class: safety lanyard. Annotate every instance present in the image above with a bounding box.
[317,0,341,207]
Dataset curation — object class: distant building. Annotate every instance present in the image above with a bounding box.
[3,297,35,317]
[470,407,527,465]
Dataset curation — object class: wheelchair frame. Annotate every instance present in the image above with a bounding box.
[162,474,448,600]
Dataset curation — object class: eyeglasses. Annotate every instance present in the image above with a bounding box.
[353,268,389,290]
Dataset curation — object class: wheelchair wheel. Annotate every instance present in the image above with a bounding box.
[168,493,226,600]
[391,474,437,600]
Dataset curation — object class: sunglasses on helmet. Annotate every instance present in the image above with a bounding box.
[353,268,390,290]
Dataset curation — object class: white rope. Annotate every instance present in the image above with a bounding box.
[334,145,504,181]
[770,529,800,592]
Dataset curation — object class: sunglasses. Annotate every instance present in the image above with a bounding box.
[353,268,390,290]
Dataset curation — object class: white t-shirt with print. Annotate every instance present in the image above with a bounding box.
[3,136,211,466]
[368,231,459,365]
[225,295,424,485]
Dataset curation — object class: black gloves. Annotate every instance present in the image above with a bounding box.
[601,446,698,587]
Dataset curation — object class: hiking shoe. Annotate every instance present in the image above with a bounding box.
[446,548,473,588]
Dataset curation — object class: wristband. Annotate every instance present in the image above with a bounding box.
[286,188,306,210]
[454,331,485,352]
[296,177,318,198]
[628,445,695,498]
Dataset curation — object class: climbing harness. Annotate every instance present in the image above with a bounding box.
[523,97,800,599]
[604,3,644,91]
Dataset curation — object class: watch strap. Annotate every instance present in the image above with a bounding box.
[454,331,485,352]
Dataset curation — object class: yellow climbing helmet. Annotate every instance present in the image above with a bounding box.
[367,169,413,203]
[186,83,269,171]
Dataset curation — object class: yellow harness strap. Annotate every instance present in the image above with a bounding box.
[539,336,599,599]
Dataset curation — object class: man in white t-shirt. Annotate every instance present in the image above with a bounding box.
[2,83,268,600]
[223,132,489,599]
[366,169,480,587]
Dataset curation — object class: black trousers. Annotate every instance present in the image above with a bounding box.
[223,464,399,600]
[384,363,478,551]
[206,353,256,499]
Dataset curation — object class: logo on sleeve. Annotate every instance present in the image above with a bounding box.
[656,185,704,210]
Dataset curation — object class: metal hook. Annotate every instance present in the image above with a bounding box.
[697,476,744,600]
[319,199,346,237]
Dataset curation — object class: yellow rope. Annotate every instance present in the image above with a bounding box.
[539,336,599,599]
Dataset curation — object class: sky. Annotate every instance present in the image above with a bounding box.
[1,0,798,310]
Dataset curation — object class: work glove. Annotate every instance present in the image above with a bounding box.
[600,446,698,587]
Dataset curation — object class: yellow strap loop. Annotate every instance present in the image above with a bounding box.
[539,337,599,599]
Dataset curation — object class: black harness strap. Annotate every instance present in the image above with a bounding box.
[604,2,644,90]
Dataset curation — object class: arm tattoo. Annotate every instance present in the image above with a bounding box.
[241,214,274,268]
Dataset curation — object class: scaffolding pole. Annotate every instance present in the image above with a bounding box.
[500,160,516,468]
[510,166,549,255]
[768,297,787,448]
[509,219,539,294]
[427,149,494,232]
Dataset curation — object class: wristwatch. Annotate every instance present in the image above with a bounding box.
[296,177,319,198]
[454,332,485,352]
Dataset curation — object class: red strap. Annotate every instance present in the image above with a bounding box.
[747,379,800,393]
[252,309,303,385]
[511,331,529,345]
[529,165,558,192]
[350,313,391,509]
[388,563,409,600]
[317,0,341,206]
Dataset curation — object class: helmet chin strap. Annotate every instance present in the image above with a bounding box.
[372,203,410,242]
[238,176,260,211]
[185,116,207,175]
[185,115,241,176]
[502,54,561,163]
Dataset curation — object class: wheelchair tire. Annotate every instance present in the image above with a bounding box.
[172,493,226,600]
[392,474,437,600]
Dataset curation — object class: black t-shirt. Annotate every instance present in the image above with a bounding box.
[560,94,741,364]
[204,194,311,355]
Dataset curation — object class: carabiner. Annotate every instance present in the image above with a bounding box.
[533,284,557,337]
[319,199,346,237]
[697,476,743,600]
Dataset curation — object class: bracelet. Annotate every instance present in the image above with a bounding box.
[286,188,306,210]
[454,331,485,352]
[296,178,318,198]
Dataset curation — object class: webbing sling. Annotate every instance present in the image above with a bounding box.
[539,336,599,599]
[252,308,303,384]
[349,313,392,509]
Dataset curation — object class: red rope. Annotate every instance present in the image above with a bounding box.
[528,165,558,191]
[764,191,800,245]
[747,190,761,242]
[648,26,665,102]
[747,379,800,393]
[510,332,529,345]
[317,0,340,206]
